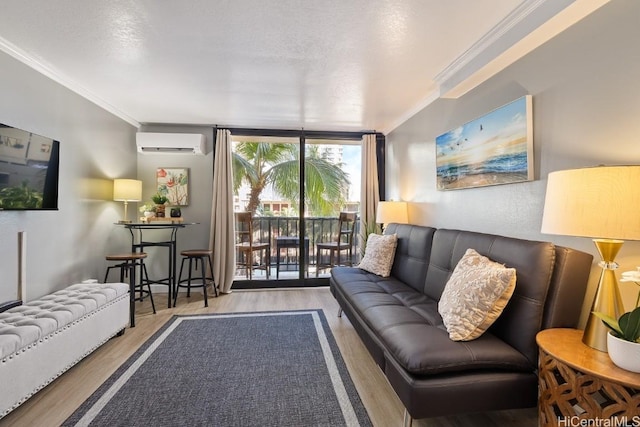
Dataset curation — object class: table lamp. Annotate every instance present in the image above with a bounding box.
[113,179,142,223]
[376,201,408,230]
[541,166,640,351]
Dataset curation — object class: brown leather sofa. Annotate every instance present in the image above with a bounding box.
[329,223,593,424]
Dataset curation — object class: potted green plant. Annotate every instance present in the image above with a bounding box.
[151,193,169,217]
[139,203,156,218]
[592,306,640,372]
[151,193,168,205]
[358,220,381,258]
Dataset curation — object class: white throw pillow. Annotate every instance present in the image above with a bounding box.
[438,248,516,341]
[357,233,398,277]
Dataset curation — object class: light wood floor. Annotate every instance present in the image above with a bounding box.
[0,288,537,427]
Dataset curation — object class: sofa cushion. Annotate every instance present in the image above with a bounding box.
[331,266,531,375]
[358,233,398,277]
[378,319,531,375]
[438,248,516,341]
[425,229,556,366]
[384,223,436,292]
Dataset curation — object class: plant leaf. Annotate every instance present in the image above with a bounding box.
[619,312,632,341]
[592,311,622,336]
[624,306,640,342]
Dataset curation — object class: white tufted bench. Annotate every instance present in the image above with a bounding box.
[0,282,129,419]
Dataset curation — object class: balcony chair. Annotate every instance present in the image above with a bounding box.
[315,212,357,277]
[235,212,271,280]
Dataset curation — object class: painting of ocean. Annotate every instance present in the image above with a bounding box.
[435,95,533,190]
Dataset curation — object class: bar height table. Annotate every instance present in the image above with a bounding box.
[117,221,197,309]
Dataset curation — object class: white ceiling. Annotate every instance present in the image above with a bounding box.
[0,0,609,133]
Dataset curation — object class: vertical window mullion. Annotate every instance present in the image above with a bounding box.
[299,131,306,280]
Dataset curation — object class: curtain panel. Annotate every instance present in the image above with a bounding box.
[209,128,236,293]
[360,134,381,251]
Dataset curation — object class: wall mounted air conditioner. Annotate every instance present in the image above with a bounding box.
[136,132,205,155]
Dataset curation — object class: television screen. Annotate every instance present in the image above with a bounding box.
[0,123,59,210]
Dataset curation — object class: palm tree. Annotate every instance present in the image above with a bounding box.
[232,141,350,216]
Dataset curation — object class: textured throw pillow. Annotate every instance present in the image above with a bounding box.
[438,248,516,341]
[357,233,398,277]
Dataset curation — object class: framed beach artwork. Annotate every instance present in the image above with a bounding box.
[435,95,533,190]
[156,167,189,206]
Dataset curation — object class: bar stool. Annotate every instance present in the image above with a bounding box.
[104,252,156,326]
[173,249,217,307]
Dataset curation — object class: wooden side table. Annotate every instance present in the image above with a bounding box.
[537,328,640,426]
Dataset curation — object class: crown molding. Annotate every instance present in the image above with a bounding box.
[384,0,611,134]
[435,0,580,98]
[0,36,140,128]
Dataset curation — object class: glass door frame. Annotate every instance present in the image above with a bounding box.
[222,127,384,289]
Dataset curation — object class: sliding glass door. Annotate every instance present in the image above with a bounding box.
[305,138,361,278]
[230,131,362,287]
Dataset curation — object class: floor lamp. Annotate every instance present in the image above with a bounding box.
[541,166,640,352]
[113,179,142,224]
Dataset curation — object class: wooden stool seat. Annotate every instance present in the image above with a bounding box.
[106,252,148,261]
[181,249,212,257]
[174,249,217,307]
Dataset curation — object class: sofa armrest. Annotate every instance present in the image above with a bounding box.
[542,246,594,329]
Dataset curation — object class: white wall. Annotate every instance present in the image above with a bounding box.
[136,125,214,279]
[0,51,137,302]
[386,0,640,324]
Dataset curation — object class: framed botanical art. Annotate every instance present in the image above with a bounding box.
[156,167,189,206]
[435,95,533,190]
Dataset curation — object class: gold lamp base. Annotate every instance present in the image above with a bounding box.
[582,239,626,352]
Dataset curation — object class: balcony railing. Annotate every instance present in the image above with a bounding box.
[236,215,361,278]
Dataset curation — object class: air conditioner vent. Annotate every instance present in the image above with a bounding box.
[136,133,205,155]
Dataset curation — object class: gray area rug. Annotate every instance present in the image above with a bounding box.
[64,310,372,427]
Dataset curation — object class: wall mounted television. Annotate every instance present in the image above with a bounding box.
[0,123,59,210]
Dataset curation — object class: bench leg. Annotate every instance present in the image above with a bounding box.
[123,260,136,328]
[338,307,343,317]
[403,409,413,427]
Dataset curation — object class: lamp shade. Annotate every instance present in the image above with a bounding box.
[541,166,640,240]
[376,201,408,225]
[113,179,142,202]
